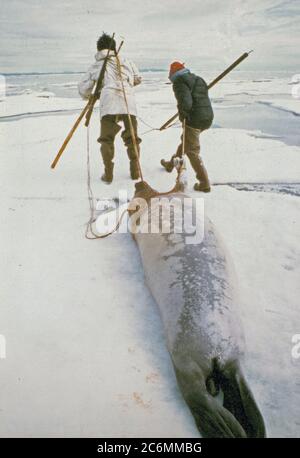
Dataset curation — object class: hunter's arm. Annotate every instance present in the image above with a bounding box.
[78,70,95,100]
[130,60,142,86]
[78,61,104,100]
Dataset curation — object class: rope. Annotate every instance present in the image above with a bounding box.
[115,54,144,182]
[168,119,181,129]
[137,116,158,131]
[140,127,156,136]
[182,119,186,157]
[137,115,180,135]
[171,118,187,183]
[83,51,142,241]
[85,126,128,240]
[84,52,186,241]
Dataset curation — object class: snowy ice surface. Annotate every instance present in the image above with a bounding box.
[0,92,84,118]
[0,75,300,437]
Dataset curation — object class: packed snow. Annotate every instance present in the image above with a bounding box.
[0,72,299,437]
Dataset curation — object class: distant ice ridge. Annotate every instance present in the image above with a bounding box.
[2,70,291,98]
[1,71,299,147]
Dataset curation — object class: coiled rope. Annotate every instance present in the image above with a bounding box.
[85,126,129,240]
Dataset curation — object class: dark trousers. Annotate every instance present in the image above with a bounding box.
[98,114,141,165]
[173,125,210,185]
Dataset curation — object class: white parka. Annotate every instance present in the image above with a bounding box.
[78,50,141,119]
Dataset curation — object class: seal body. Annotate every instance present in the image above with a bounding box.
[131,182,266,438]
[135,194,243,371]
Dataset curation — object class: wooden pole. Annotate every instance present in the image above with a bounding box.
[50,34,122,169]
[50,101,90,169]
[84,34,116,128]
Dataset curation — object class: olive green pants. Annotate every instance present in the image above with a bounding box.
[173,125,210,186]
[98,114,141,165]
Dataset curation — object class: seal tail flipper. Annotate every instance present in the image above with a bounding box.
[219,361,266,438]
[174,365,247,438]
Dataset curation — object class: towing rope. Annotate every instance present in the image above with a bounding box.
[85,126,129,240]
[137,116,180,136]
[85,56,186,240]
[115,54,144,182]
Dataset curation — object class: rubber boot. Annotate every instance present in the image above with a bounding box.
[130,159,140,180]
[160,158,175,173]
[101,162,114,184]
[189,155,211,192]
[195,163,211,192]
[194,182,211,192]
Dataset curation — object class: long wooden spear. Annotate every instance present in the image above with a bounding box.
[159,50,253,131]
[50,34,123,169]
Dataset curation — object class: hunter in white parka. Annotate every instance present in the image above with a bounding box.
[78,33,142,183]
[78,50,141,118]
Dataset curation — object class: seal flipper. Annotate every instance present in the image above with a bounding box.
[190,391,247,438]
[219,361,266,438]
[206,376,219,397]
[206,358,220,397]
[174,364,247,438]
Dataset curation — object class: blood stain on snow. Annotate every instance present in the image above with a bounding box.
[132,392,152,409]
[146,372,160,384]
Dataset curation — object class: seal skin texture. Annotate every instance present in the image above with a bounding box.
[131,183,266,438]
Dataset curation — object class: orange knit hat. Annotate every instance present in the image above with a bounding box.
[169,61,185,77]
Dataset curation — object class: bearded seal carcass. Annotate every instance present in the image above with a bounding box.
[129,178,266,438]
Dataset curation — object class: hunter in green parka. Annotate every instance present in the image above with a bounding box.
[172,70,214,130]
[161,62,213,192]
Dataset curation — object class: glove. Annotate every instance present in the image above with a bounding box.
[179,111,190,123]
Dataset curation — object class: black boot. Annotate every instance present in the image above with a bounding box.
[101,162,114,184]
[160,158,174,173]
[130,159,140,180]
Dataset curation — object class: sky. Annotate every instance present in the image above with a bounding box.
[1,0,299,73]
